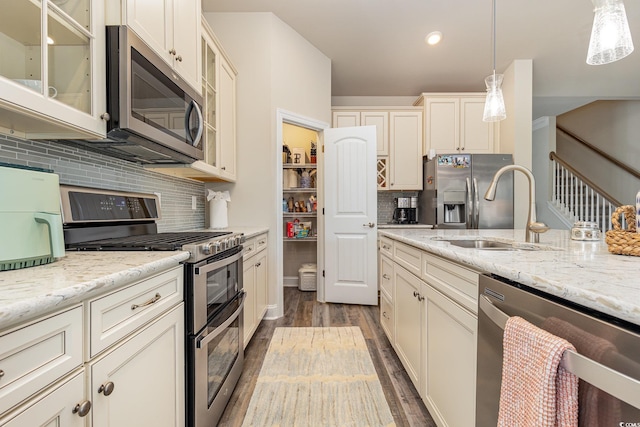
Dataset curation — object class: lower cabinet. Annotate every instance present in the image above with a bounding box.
[90,304,185,427]
[380,238,479,427]
[0,266,185,427]
[243,233,269,347]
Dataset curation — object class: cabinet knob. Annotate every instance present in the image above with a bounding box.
[98,381,115,396]
[221,166,226,170]
[255,262,261,267]
[176,55,183,62]
[382,311,389,319]
[413,291,419,298]
[382,274,390,280]
[461,147,465,151]
[418,295,425,302]
[169,48,176,55]
[100,112,110,121]
[0,369,4,379]
[72,400,92,417]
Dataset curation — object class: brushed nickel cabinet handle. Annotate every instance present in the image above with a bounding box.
[98,381,115,396]
[131,293,161,310]
[72,400,92,417]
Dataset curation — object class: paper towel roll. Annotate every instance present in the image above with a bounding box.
[210,199,228,229]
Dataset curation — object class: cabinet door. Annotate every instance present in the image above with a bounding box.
[126,0,173,66]
[393,265,422,389]
[332,111,360,128]
[460,97,496,154]
[380,292,394,344]
[425,98,459,154]
[242,260,256,347]
[90,304,185,427]
[379,253,394,300]
[255,251,268,321]
[172,0,201,91]
[0,372,85,427]
[423,283,477,427]
[218,57,237,181]
[361,111,389,155]
[389,111,423,190]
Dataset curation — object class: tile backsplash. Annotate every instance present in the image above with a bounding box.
[0,135,205,232]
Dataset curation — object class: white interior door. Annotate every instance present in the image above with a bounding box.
[324,126,378,305]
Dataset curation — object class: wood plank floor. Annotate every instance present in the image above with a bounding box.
[218,287,436,426]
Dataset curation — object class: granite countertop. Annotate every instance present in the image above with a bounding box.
[209,226,269,239]
[0,251,189,331]
[379,228,640,327]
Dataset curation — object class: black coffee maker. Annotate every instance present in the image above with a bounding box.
[393,197,418,224]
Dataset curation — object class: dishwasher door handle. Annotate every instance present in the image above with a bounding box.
[479,295,640,410]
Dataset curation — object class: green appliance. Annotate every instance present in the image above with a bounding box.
[0,164,65,270]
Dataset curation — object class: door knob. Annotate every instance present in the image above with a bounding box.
[362,222,375,228]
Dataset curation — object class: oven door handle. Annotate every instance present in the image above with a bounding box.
[479,295,640,410]
[196,291,246,349]
[194,249,243,276]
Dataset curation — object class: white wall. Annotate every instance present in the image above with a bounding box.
[502,59,533,230]
[203,12,331,318]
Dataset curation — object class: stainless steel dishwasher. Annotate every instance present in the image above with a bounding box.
[477,273,640,426]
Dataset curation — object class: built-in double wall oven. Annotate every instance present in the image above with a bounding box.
[184,245,245,427]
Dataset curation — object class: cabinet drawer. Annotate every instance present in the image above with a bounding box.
[379,236,394,259]
[0,307,83,416]
[380,293,394,344]
[422,253,479,314]
[255,234,268,254]
[243,238,257,261]
[88,266,183,358]
[394,241,422,277]
[379,254,394,300]
[0,370,84,427]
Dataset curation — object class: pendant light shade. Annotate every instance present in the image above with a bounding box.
[483,0,506,122]
[587,0,634,65]
[483,72,506,122]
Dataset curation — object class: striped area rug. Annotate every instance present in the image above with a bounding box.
[241,326,396,427]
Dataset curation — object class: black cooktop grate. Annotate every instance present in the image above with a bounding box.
[67,231,231,251]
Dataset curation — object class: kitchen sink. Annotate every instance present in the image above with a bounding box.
[436,238,555,251]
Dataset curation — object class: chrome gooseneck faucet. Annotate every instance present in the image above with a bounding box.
[484,164,549,243]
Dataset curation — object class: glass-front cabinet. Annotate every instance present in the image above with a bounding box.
[0,0,106,139]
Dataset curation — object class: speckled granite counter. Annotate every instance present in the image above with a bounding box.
[379,228,640,327]
[204,226,269,239]
[0,251,189,330]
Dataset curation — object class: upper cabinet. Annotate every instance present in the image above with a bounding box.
[111,0,201,92]
[416,93,500,155]
[142,18,237,182]
[0,0,107,139]
[332,107,422,191]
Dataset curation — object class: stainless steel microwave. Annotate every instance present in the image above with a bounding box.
[60,26,204,164]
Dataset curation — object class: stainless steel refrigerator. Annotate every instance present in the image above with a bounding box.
[417,154,514,229]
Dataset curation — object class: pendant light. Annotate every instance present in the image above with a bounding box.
[587,0,634,65]
[483,0,506,122]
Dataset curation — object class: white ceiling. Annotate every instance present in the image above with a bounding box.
[202,0,640,119]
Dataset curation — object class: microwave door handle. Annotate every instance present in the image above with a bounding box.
[465,177,472,229]
[196,291,246,349]
[185,100,204,147]
[473,177,479,229]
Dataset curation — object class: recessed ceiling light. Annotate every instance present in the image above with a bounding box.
[425,31,443,46]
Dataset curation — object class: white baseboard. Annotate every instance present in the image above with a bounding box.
[264,304,280,320]
[283,276,298,287]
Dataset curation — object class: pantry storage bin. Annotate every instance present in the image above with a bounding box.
[298,263,317,291]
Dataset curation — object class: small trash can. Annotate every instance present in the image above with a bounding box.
[298,263,317,291]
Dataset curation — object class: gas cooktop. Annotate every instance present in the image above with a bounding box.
[66,231,232,251]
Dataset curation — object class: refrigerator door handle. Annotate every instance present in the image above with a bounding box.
[465,177,472,229]
[473,177,479,229]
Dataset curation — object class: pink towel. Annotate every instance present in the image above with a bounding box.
[498,316,579,427]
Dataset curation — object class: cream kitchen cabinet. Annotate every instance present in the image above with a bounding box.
[89,304,184,427]
[0,265,185,427]
[416,93,499,155]
[332,107,423,190]
[0,0,107,140]
[380,234,479,427]
[108,0,201,92]
[243,233,269,347]
[146,20,237,183]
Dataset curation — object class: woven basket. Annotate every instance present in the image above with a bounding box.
[605,205,640,256]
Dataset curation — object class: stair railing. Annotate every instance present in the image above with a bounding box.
[549,152,622,232]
